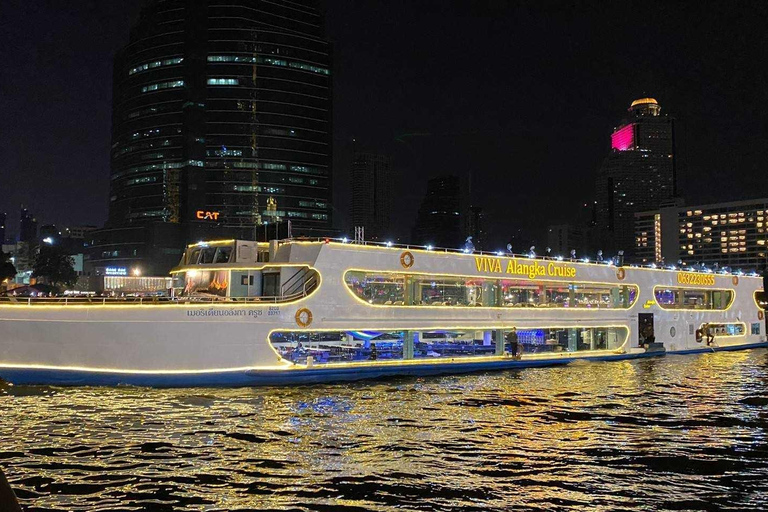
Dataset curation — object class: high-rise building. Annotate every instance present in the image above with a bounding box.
[92,0,333,275]
[547,224,585,257]
[411,175,466,248]
[595,98,676,255]
[19,207,38,243]
[0,212,6,244]
[350,151,392,240]
[635,198,768,270]
[466,206,486,251]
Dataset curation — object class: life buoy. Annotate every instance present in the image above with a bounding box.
[759,310,764,321]
[616,267,626,280]
[295,308,313,328]
[400,251,415,269]
[732,276,739,286]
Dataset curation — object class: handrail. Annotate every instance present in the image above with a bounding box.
[0,288,313,306]
[280,266,311,296]
[276,237,760,276]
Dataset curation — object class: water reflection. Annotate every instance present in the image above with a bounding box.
[1,350,768,510]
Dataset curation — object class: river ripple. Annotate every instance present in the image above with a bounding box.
[2,350,768,511]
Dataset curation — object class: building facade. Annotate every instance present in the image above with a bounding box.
[92,0,333,275]
[595,98,676,255]
[547,224,586,257]
[635,198,768,270]
[466,206,486,251]
[350,151,392,240]
[19,207,38,243]
[411,175,466,249]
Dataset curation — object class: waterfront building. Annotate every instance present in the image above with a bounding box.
[595,98,677,255]
[350,151,392,241]
[19,207,37,243]
[91,0,333,276]
[635,198,768,269]
[411,175,466,248]
[547,224,585,257]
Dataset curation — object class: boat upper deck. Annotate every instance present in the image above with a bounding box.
[1,237,763,308]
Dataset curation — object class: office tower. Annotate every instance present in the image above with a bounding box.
[466,206,486,251]
[547,224,585,257]
[595,98,676,255]
[92,0,332,275]
[350,151,392,240]
[19,207,38,243]
[411,175,465,248]
[636,198,768,269]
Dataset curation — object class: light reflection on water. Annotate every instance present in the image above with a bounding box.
[2,350,768,511]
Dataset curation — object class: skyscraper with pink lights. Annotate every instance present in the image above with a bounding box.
[595,98,676,256]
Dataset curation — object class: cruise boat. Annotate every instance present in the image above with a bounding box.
[0,238,766,387]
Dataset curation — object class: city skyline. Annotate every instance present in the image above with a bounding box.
[2,1,767,250]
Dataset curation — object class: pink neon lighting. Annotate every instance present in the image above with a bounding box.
[611,124,635,151]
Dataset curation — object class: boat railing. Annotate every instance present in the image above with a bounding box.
[0,288,311,307]
[279,237,759,276]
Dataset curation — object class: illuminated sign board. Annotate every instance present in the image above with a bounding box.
[611,124,635,151]
[677,272,716,286]
[105,267,128,276]
[196,210,221,221]
[474,256,576,280]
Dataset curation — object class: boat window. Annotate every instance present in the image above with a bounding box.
[200,247,217,264]
[187,248,202,265]
[654,287,733,310]
[702,323,745,337]
[755,290,767,310]
[270,331,404,364]
[413,330,498,359]
[270,326,629,365]
[213,247,233,263]
[345,273,405,304]
[500,280,636,309]
[345,270,638,309]
[183,270,229,297]
[503,326,627,354]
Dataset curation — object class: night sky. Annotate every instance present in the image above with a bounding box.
[2,0,766,250]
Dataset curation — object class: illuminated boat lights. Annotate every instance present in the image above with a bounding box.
[277,237,761,277]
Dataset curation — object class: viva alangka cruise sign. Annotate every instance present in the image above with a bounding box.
[474,256,577,280]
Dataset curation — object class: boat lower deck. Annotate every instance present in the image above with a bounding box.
[2,341,766,387]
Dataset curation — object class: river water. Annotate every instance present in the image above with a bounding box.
[2,350,768,511]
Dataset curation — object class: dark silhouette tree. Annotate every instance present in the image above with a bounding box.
[32,245,78,293]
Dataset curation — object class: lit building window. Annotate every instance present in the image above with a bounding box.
[129,57,184,75]
[207,78,239,86]
[207,55,330,75]
[141,80,185,93]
